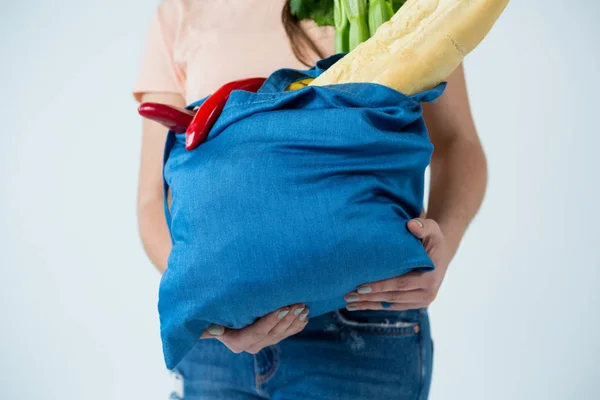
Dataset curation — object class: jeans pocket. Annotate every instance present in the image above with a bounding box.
[333,308,423,335]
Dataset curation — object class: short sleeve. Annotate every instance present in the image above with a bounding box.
[132,2,185,102]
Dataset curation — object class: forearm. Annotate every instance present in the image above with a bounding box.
[426,136,487,259]
[137,197,172,274]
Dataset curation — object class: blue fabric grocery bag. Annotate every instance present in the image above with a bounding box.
[160,53,446,369]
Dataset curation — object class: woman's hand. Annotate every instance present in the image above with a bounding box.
[344,218,451,311]
[200,304,309,354]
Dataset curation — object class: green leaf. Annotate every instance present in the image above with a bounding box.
[390,0,406,12]
[290,0,335,27]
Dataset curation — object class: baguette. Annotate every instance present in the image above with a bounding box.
[308,0,510,95]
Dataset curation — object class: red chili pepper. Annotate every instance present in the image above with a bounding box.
[138,102,196,133]
[185,77,266,151]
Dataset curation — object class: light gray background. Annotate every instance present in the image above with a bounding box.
[1,1,598,399]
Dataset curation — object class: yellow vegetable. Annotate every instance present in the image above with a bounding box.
[285,78,315,91]
[308,0,510,95]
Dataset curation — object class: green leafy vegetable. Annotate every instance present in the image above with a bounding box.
[368,0,391,36]
[344,0,370,51]
[385,0,395,19]
[390,0,406,12]
[334,0,350,52]
[289,0,335,26]
[290,0,407,51]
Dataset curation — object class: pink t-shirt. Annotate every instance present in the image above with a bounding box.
[133,0,335,104]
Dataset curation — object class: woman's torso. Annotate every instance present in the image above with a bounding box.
[165,0,335,104]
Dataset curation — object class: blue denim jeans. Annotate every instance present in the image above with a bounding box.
[169,308,433,399]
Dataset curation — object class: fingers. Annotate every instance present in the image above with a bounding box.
[268,305,307,337]
[345,289,430,304]
[202,303,308,354]
[284,307,310,335]
[407,218,444,253]
[351,272,425,296]
[232,305,301,344]
[200,306,290,347]
[407,218,437,240]
[346,301,424,311]
[340,217,445,314]
[223,306,298,353]
[200,324,226,339]
[345,269,437,311]
[245,306,309,354]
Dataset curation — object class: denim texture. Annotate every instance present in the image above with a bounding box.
[160,53,445,369]
[169,308,433,399]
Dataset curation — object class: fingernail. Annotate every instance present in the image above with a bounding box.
[413,219,423,228]
[299,311,309,321]
[278,310,290,319]
[346,294,359,303]
[357,286,372,294]
[293,307,306,316]
[347,305,359,311]
[207,324,224,336]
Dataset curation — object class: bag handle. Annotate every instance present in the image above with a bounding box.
[162,130,178,231]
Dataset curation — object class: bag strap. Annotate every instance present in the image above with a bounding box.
[162,130,177,232]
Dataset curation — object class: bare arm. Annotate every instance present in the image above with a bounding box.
[422,63,488,258]
[136,92,186,274]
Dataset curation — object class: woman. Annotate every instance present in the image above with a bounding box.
[133,1,487,399]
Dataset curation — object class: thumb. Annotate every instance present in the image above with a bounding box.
[407,218,430,240]
[201,324,225,339]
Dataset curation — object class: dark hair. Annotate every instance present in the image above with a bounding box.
[282,1,327,67]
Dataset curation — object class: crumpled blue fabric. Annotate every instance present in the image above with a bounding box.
[159,53,446,369]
